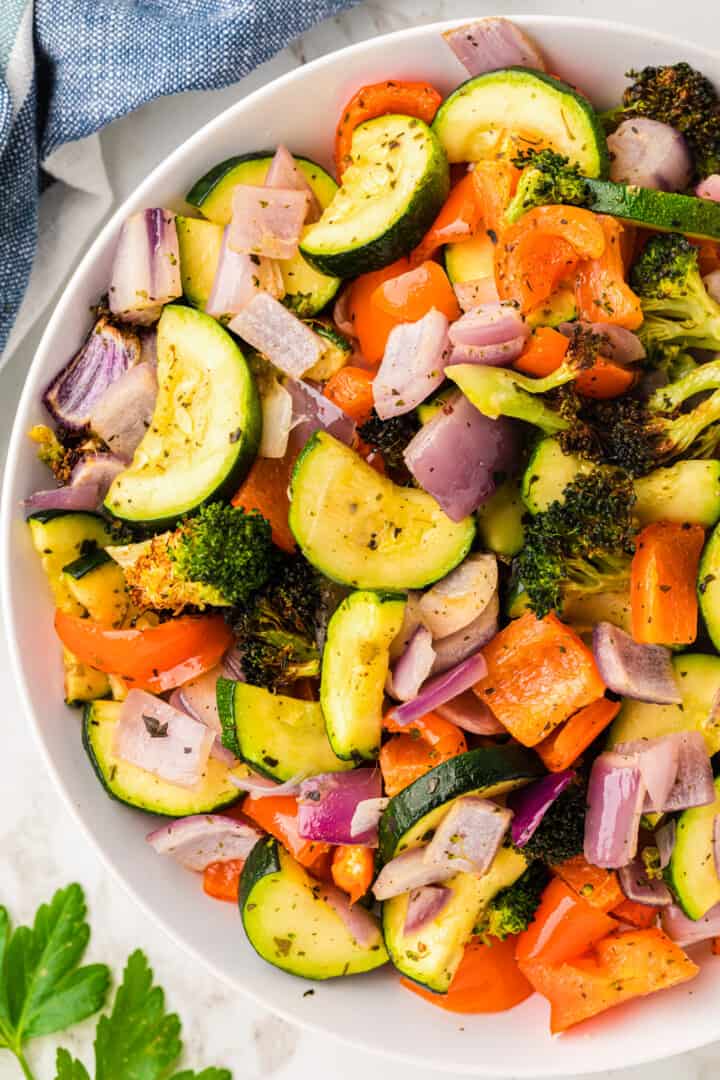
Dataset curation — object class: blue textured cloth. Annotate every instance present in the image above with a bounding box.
[0,0,357,356]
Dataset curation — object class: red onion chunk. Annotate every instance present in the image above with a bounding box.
[389,591,424,663]
[206,225,284,321]
[109,209,181,324]
[146,814,263,872]
[665,731,715,811]
[618,856,672,908]
[23,483,102,513]
[663,900,720,945]
[320,885,383,947]
[373,846,453,901]
[592,622,680,704]
[222,645,245,682]
[615,735,680,814]
[510,771,576,847]
[70,453,125,502]
[714,815,720,879]
[404,390,519,522]
[350,797,389,840]
[404,885,453,935]
[443,17,546,76]
[285,376,356,453]
[656,820,676,869]
[704,270,720,305]
[333,287,356,338]
[420,554,498,639]
[43,316,142,429]
[229,772,306,798]
[584,752,645,868]
[259,377,293,459]
[229,293,323,378]
[608,119,692,193]
[423,796,512,875]
[265,145,322,223]
[557,321,645,365]
[390,650,488,727]
[435,689,504,735]
[431,592,499,675]
[697,175,720,202]
[448,335,528,367]
[89,363,158,463]
[297,769,382,846]
[114,690,214,789]
[177,667,224,734]
[229,185,309,259]
[389,626,436,702]
[449,303,529,349]
[454,278,500,311]
[373,309,449,420]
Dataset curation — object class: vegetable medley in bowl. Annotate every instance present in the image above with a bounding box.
[22,13,720,1035]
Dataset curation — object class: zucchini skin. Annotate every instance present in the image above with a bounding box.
[239,835,279,910]
[586,179,720,240]
[186,151,276,208]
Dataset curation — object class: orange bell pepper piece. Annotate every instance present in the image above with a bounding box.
[331,845,375,905]
[242,794,332,875]
[552,856,624,912]
[411,173,483,264]
[516,878,617,967]
[519,928,698,1033]
[232,454,295,553]
[473,612,605,747]
[611,898,660,930]
[516,326,635,399]
[536,698,621,773]
[402,936,533,1014]
[471,160,520,235]
[631,522,705,646]
[203,859,245,903]
[575,216,643,330]
[380,711,467,796]
[712,937,720,956]
[348,258,410,363]
[335,80,442,175]
[323,365,375,424]
[372,260,461,323]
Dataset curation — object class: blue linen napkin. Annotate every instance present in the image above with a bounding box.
[0,0,358,357]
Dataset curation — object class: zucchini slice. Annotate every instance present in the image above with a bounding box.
[635,460,720,528]
[83,700,243,815]
[321,591,406,762]
[240,838,388,979]
[61,549,129,627]
[585,180,720,241]
[216,679,352,782]
[289,433,475,590]
[378,746,543,864]
[382,847,527,992]
[476,482,525,557]
[176,216,225,310]
[433,68,608,177]
[607,653,720,756]
[699,522,720,650]
[27,510,114,615]
[667,776,720,919]
[186,153,340,316]
[521,437,591,514]
[300,115,449,278]
[105,306,260,526]
[444,232,495,285]
[303,321,353,381]
[63,649,110,707]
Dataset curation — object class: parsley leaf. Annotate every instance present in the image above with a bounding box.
[0,884,110,1077]
[55,1049,91,1080]
[170,1072,233,1080]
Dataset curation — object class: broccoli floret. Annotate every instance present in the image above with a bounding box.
[232,552,321,693]
[505,150,592,224]
[520,780,588,864]
[631,234,720,354]
[474,862,550,942]
[517,470,636,617]
[358,409,419,477]
[617,62,720,179]
[118,503,275,612]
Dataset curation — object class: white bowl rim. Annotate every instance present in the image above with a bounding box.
[3,15,720,1075]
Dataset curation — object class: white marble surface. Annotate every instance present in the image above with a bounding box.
[1,2,719,1077]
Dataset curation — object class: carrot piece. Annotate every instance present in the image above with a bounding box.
[575,216,643,330]
[536,698,621,773]
[471,160,520,235]
[516,878,617,967]
[575,356,637,399]
[402,936,533,1014]
[335,80,442,175]
[372,261,460,323]
[515,327,570,377]
[712,937,720,956]
[630,522,705,646]
[380,712,467,797]
[473,612,605,747]
[323,366,375,424]
[331,845,375,905]
[242,794,332,872]
[611,899,659,930]
[203,859,245,903]
[232,454,295,553]
[696,239,720,275]
[348,258,410,363]
[519,928,698,1034]
[552,856,624,912]
[411,173,483,264]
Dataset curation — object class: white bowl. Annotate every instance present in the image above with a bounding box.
[4,16,720,1075]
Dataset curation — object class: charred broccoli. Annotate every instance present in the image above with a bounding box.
[517,470,636,616]
[505,150,592,224]
[232,552,321,692]
[631,234,720,353]
[474,862,550,941]
[358,409,419,476]
[520,779,588,864]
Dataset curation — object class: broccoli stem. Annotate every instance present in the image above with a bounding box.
[659,388,720,457]
[648,358,720,413]
[446,363,577,434]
